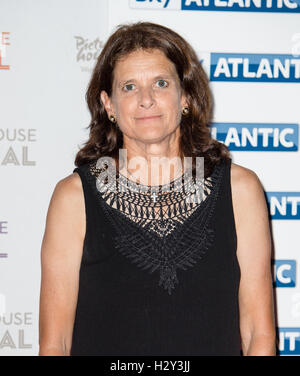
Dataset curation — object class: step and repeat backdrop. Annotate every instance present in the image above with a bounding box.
[0,0,299,355]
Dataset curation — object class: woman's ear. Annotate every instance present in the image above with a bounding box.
[100,90,114,115]
[180,91,188,109]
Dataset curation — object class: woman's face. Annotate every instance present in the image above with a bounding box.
[101,49,187,144]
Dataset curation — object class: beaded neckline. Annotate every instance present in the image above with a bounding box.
[91,159,208,210]
[117,169,189,191]
[87,158,226,294]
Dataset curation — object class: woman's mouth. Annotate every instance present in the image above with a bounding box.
[136,115,162,121]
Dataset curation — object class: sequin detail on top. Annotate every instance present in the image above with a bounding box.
[88,159,225,295]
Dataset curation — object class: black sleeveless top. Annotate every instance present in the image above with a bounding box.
[70,157,241,356]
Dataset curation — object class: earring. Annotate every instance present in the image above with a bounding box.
[109,114,117,123]
[182,107,189,115]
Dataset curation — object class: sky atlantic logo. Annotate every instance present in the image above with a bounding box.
[278,328,300,355]
[211,123,298,151]
[129,0,300,12]
[129,0,176,9]
[181,0,300,12]
[273,260,296,287]
[265,192,300,219]
[210,53,300,82]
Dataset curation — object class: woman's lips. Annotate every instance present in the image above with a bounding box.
[136,115,162,121]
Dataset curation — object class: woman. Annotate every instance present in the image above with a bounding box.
[39,22,276,356]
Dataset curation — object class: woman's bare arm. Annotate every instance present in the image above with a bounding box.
[39,173,85,356]
[231,163,276,356]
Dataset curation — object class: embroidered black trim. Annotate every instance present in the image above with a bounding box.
[84,160,225,295]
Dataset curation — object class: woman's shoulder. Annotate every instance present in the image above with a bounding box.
[56,161,94,195]
[42,169,86,262]
[50,170,85,217]
[231,162,262,191]
[55,171,83,196]
[230,162,266,214]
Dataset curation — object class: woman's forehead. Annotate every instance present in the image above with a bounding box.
[113,49,178,79]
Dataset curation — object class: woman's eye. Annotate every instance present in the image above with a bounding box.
[123,84,135,91]
[156,80,168,88]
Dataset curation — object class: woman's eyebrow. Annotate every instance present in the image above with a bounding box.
[153,74,175,80]
[118,74,176,87]
[118,79,136,87]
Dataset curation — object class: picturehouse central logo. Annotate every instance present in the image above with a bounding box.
[0,32,10,70]
[0,129,37,166]
[0,312,33,351]
[0,221,8,259]
[74,36,104,73]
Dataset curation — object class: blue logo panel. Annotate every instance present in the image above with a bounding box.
[181,0,300,13]
[273,260,296,287]
[278,328,300,355]
[210,53,300,82]
[266,192,300,219]
[131,0,300,12]
[211,123,298,151]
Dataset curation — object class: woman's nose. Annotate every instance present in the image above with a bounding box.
[138,86,154,109]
